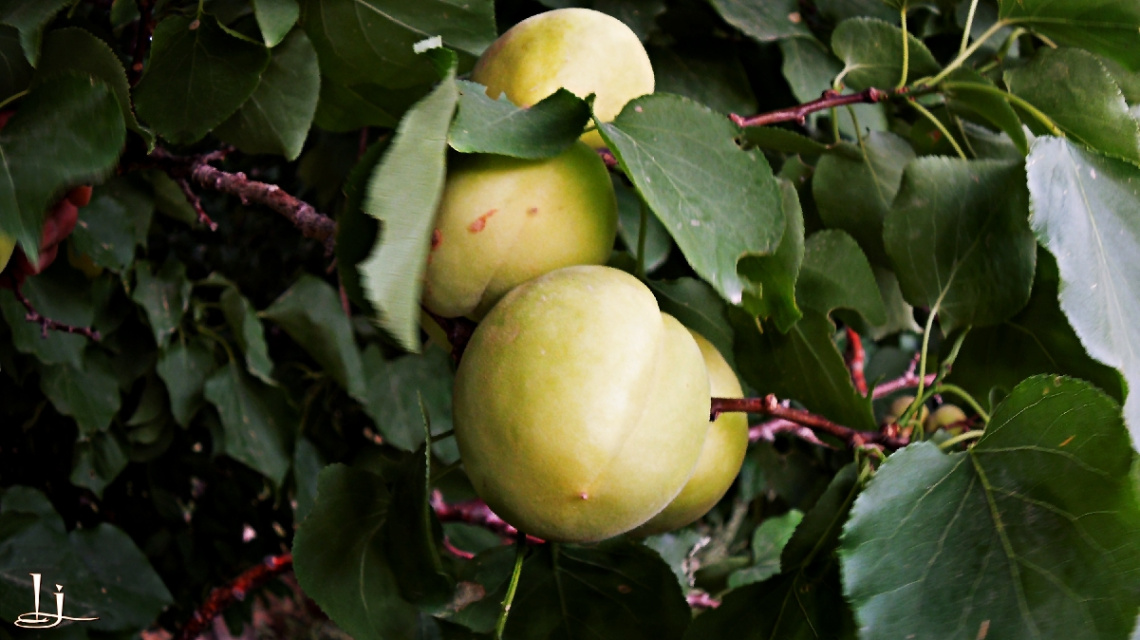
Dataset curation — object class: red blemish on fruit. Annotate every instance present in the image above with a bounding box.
[431,228,442,250]
[468,209,497,233]
[527,207,539,216]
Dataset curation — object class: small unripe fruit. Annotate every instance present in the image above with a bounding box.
[454,266,711,542]
[631,331,748,536]
[885,395,928,425]
[472,8,655,148]
[925,404,968,435]
[423,142,617,319]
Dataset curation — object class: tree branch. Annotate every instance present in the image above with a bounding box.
[148,149,337,255]
[176,553,294,640]
[730,88,891,128]
[176,177,218,231]
[9,277,101,341]
[871,353,937,400]
[845,327,868,395]
[711,394,907,450]
[431,491,543,545]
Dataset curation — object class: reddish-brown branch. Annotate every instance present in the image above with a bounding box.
[871,354,937,400]
[128,0,156,86]
[176,177,218,231]
[749,418,830,448]
[730,88,891,128]
[431,491,544,545]
[176,553,294,640]
[9,278,101,341]
[845,327,868,395]
[421,306,477,363]
[711,394,907,450]
[146,149,337,255]
[597,148,619,169]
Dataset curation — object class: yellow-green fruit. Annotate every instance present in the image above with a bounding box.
[423,142,617,319]
[631,331,748,536]
[454,265,711,542]
[925,404,968,434]
[886,395,929,425]
[0,233,14,273]
[471,8,654,148]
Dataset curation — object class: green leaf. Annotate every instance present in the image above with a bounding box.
[941,67,1028,156]
[213,29,319,160]
[453,540,691,639]
[732,308,877,431]
[300,0,495,88]
[38,359,121,436]
[359,65,458,353]
[292,437,325,522]
[648,44,759,115]
[831,17,940,90]
[262,274,364,400]
[648,278,735,366]
[616,178,671,274]
[998,0,1140,72]
[812,131,914,266]
[203,361,293,486]
[726,509,804,588]
[219,286,274,385]
[708,0,812,42]
[361,345,457,461]
[383,445,453,609]
[738,179,805,332]
[449,81,592,159]
[841,376,1140,639]
[293,464,420,639]
[599,93,784,306]
[884,157,1035,332]
[70,430,128,498]
[0,0,70,64]
[1006,47,1140,163]
[866,266,921,340]
[335,137,388,313]
[131,259,192,347]
[947,250,1126,410]
[156,336,217,428]
[685,466,860,639]
[739,126,841,156]
[0,74,125,259]
[69,177,154,272]
[1025,136,1140,448]
[0,270,96,368]
[797,229,886,325]
[0,490,173,632]
[312,80,426,131]
[251,0,299,47]
[133,15,270,144]
[37,27,151,145]
[778,36,888,138]
[0,25,31,100]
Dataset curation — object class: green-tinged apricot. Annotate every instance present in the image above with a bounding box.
[885,395,928,425]
[925,404,968,435]
[423,142,617,319]
[631,330,748,536]
[471,8,654,148]
[453,266,711,542]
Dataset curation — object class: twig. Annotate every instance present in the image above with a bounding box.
[421,306,477,363]
[686,591,721,610]
[710,394,907,450]
[596,148,619,169]
[430,491,543,544]
[176,177,219,231]
[128,0,156,86]
[844,327,868,395]
[730,88,891,128]
[10,279,101,341]
[147,149,337,255]
[749,418,830,448]
[176,553,294,640]
[871,353,937,400]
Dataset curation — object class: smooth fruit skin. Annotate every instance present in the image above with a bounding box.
[454,266,711,542]
[423,142,617,319]
[925,404,968,434]
[631,331,749,536]
[471,8,654,148]
[0,234,14,273]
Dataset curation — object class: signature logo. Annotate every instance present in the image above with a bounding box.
[13,573,99,629]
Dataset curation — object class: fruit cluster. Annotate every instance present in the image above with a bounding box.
[425,9,748,542]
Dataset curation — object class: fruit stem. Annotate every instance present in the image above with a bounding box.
[495,532,528,640]
[931,384,991,422]
[938,429,985,450]
[902,307,939,431]
[958,0,981,59]
[897,2,910,90]
[906,100,968,160]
